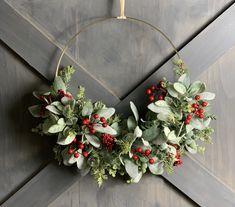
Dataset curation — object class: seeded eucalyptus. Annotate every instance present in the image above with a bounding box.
[29,60,215,186]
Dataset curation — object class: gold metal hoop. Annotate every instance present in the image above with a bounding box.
[55,16,181,79]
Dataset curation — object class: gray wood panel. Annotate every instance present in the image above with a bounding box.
[5,0,233,98]
[0,41,51,203]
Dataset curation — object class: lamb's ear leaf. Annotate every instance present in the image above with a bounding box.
[94,124,117,135]
[97,107,115,119]
[124,159,139,179]
[85,134,100,148]
[53,76,66,92]
[82,101,93,116]
[148,161,164,175]
[127,116,137,131]
[130,101,139,121]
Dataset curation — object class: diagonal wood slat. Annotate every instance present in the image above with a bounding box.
[0,1,120,106]
[1,1,235,207]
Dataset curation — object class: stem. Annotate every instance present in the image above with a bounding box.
[177,122,184,137]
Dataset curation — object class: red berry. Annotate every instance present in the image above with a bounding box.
[72,137,77,143]
[192,103,199,108]
[198,108,204,114]
[159,80,164,87]
[199,114,204,119]
[78,143,85,150]
[68,149,74,155]
[100,117,106,122]
[102,123,108,128]
[145,149,151,156]
[158,95,164,100]
[82,118,90,125]
[149,95,155,102]
[194,111,200,116]
[82,151,89,158]
[184,119,190,125]
[74,152,79,158]
[137,147,142,153]
[149,158,155,164]
[195,95,201,100]
[150,85,156,91]
[146,89,152,95]
[187,114,192,120]
[202,101,208,107]
[93,114,99,119]
[132,148,137,153]
[132,155,139,161]
[89,128,96,134]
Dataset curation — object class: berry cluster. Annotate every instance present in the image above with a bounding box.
[173,145,182,166]
[101,133,114,151]
[146,80,166,102]
[68,137,89,158]
[82,114,108,134]
[185,95,208,125]
[132,147,154,164]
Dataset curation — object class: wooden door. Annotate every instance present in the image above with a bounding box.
[1,1,235,206]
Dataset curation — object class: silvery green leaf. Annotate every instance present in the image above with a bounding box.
[48,124,65,133]
[167,130,180,144]
[188,81,206,96]
[186,124,194,133]
[53,76,66,92]
[185,139,197,154]
[124,159,139,179]
[168,145,177,156]
[153,135,167,145]
[76,154,85,169]
[85,134,100,148]
[61,147,72,166]
[97,107,115,119]
[111,122,121,135]
[28,105,42,118]
[42,118,54,133]
[148,101,171,114]
[82,101,93,116]
[51,101,64,111]
[68,149,82,164]
[204,118,211,127]
[164,127,170,137]
[134,126,142,138]
[173,82,187,94]
[61,96,72,105]
[167,85,179,98]
[127,116,137,131]
[148,160,164,175]
[94,124,117,135]
[57,132,76,145]
[57,118,65,125]
[46,105,61,115]
[131,172,143,183]
[141,138,150,147]
[130,101,139,121]
[178,73,190,88]
[157,113,169,121]
[198,92,215,100]
[142,126,160,141]
[160,143,168,150]
[190,118,205,130]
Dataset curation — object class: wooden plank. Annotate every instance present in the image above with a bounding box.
[0,1,120,106]
[2,2,235,207]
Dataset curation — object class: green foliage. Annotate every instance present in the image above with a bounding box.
[59,65,75,86]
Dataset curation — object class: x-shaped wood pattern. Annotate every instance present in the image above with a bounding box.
[1,1,235,206]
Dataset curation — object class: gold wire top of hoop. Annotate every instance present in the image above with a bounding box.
[55,0,181,78]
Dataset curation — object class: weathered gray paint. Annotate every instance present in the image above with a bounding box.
[0,0,235,204]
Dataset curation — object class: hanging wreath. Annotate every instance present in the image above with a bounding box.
[29,59,215,186]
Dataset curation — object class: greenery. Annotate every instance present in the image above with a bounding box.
[29,59,216,186]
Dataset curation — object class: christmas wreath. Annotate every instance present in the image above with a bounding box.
[29,59,215,186]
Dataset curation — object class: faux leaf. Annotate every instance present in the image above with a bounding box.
[46,105,61,115]
[148,160,164,175]
[198,92,215,100]
[82,101,93,116]
[188,81,206,96]
[53,76,66,92]
[94,124,117,135]
[130,101,139,121]
[178,73,190,88]
[185,139,197,154]
[142,126,160,141]
[133,126,142,138]
[28,105,42,118]
[124,159,139,179]
[173,82,187,94]
[57,132,76,145]
[85,134,101,148]
[127,116,137,131]
[167,85,179,98]
[97,107,115,119]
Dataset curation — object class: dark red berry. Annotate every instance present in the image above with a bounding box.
[78,143,84,150]
[192,103,199,108]
[187,114,192,120]
[199,114,204,119]
[150,85,156,91]
[93,114,99,119]
[145,149,151,156]
[194,111,200,116]
[100,117,106,122]
[195,95,201,100]
[158,95,164,100]
[102,123,108,128]
[202,101,208,107]
[198,108,204,114]
[132,148,137,153]
[137,147,142,153]
[89,128,96,134]
[146,89,152,95]
[82,118,90,125]
[149,95,155,102]
[82,151,89,158]
[184,119,190,125]
[74,152,79,158]
[68,149,74,155]
[149,158,155,164]
[132,155,139,161]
